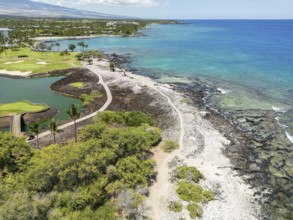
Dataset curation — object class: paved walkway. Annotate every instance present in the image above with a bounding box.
[11,115,22,137]
[37,62,112,139]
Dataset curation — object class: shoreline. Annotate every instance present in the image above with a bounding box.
[0,57,261,218]
[88,59,260,219]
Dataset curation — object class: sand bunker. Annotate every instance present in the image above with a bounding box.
[4,60,24,65]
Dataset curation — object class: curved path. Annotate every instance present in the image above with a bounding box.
[37,63,112,139]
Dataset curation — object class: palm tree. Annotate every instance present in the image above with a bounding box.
[78,41,87,52]
[66,104,80,142]
[29,123,41,149]
[49,119,63,144]
[55,42,60,52]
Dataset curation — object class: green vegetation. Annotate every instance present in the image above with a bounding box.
[173,166,215,219]
[187,203,203,219]
[169,201,183,212]
[66,104,80,142]
[70,82,87,88]
[176,166,204,183]
[163,139,179,153]
[80,90,103,107]
[49,119,63,144]
[29,122,42,149]
[0,111,161,219]
[0,100,47,116]
[0,18,180,39]
[0,48,81,74]
[75,50,104,61]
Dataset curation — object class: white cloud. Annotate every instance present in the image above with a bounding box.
[31,0,170,6]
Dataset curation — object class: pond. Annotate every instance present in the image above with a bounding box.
[0,76,82,131]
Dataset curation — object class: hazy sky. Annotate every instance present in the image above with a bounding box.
[32,0,293,19]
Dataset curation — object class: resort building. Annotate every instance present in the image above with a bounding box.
[0,28,12,38]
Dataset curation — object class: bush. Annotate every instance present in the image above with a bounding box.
[80,90,103,107]
[176,181,215,204]
[163,139,179,153]
[187,203,203,219]
[96,111,157,127]
[176,166,204,183]
[202,190,215,203]
[169,201,183,212]
[176,182,203,203]
[18,55,28,58]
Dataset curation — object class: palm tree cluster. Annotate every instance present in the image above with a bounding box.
[29,104,81,148]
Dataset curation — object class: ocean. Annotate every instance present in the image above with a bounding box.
[60,20,293,219]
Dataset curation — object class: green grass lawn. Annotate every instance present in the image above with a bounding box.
[0,101,48,116]
[0,48,82,74]
[70,82,87,88]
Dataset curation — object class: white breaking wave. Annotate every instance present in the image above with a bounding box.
[217,88,231,94]
[285,132,293,144]
[272,106,286,113]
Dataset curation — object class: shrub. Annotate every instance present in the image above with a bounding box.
[169,201,183,212]
[187,203,203,219]
[163,139,179,153]
[202,190,215,203]
[18,55,28,58]
[80,90,103,107]
[125,111,157,127]
[176,182,203,203]
[176,166,204,183]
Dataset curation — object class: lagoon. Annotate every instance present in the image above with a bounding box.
[0,76,82,126]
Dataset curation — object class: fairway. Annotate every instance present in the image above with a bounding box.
[0,101,48,116]
[0,48,82,74]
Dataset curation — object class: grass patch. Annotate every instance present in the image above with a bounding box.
[0,48,82,74]
[80,90,103,107]
[163,139,179,153]
[0,101,47,116]
[169,201,183,213]
[70,82,86,88]
[176,166,204,183]
[187,203,203,219]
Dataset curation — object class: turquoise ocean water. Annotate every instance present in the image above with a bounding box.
[60,20,293,218]
[61,20,293,140]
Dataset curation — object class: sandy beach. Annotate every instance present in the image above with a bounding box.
[88,59,260,219]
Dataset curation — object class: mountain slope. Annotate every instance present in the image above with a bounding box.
[0,0,125,19]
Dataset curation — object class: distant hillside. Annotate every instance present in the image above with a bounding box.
[0,0,126,19]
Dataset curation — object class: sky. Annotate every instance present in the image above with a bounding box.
[32,0,293,19]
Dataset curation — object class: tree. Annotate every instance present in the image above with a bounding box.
[49,119,63,144]
[55,42,60,51]
[0,133,32,175]
[29,122,41,149]
[66,104,80,142]
[60,49,70,56]
[77,41,88,52]
[68,44,76,52]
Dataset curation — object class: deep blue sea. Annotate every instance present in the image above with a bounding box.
[61,20,293,142]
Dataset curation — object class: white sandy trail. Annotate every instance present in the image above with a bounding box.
[129,79,185,220]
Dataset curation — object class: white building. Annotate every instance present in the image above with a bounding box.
[0,28,12,38]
